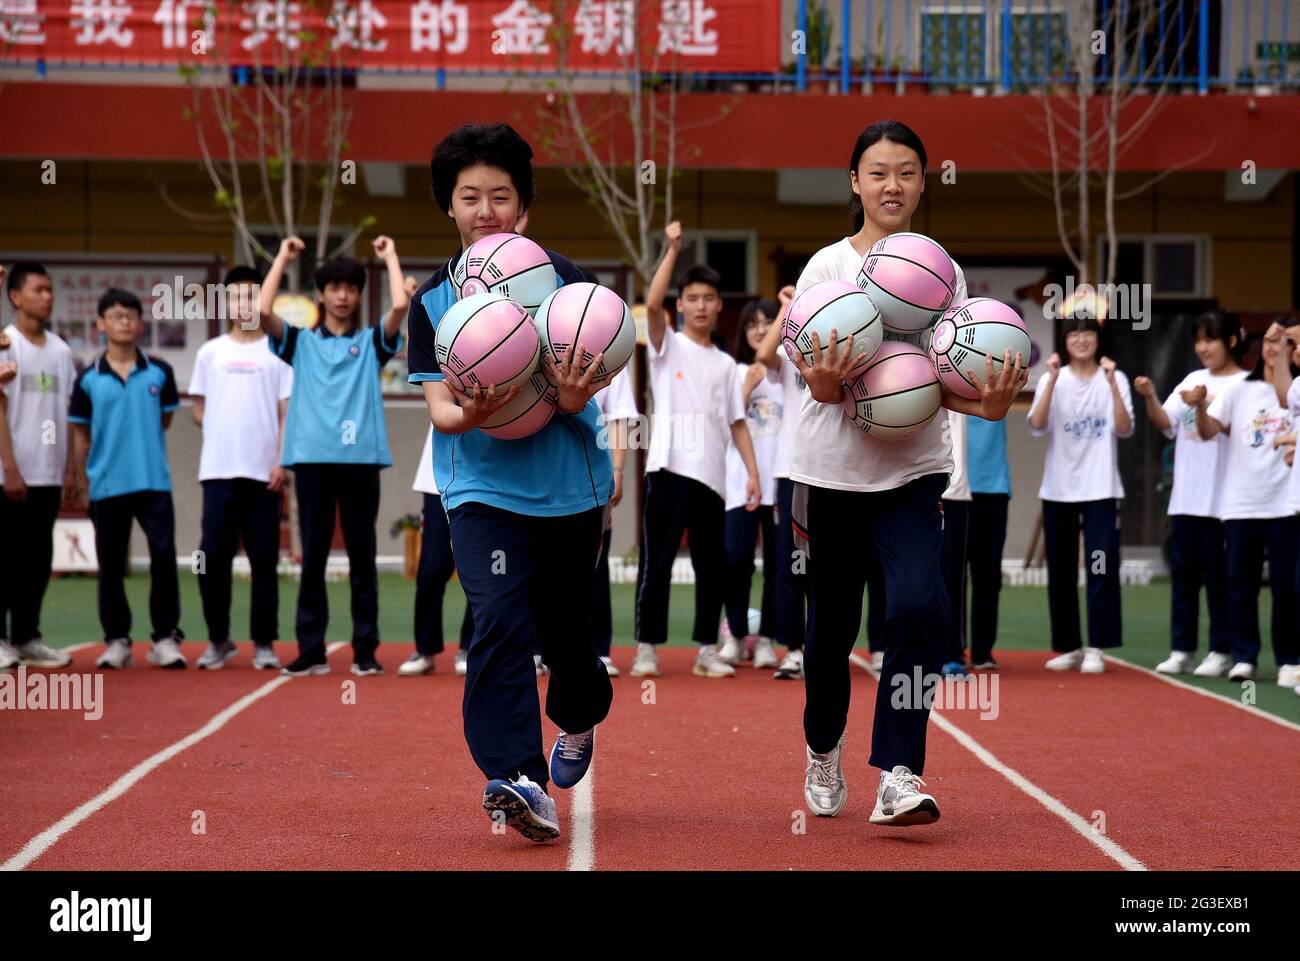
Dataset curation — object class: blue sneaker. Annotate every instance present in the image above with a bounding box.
[482,775,560,842]
[941,660,969,679]
[549,729,595,789]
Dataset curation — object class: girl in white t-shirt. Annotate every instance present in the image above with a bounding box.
[1195,321,1299,686]
[1132,311,1247,678]
[720,298,784,671]
[789,121,1025,828]
[1028,315,1135,674]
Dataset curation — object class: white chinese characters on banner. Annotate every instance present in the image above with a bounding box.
[491,0,551,56]
[574,0,634,57]
[241,0,303,50]
[410,0,468,54]
[71,0,135,47]
[657,0,718,57]
[328,0,387,52]
[152,0,214,50]
[0,0,46,44]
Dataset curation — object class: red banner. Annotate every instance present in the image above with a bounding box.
[0,0,782,72]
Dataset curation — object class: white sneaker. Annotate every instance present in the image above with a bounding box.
[804,736,847,817]
[1155,651,1194,675]
[718,635,745,665]
[16,638,73,668]
[96,640,133,670]
[753,637,778,670]
[869,651,884,671]
[1045,649,1084,671]
[1193,652,1232,677]
[774,648,804,680]
[869,765,940,826]
[1081,648,1105,674]
[600,655,620,677]
[534,654,549,676]
[629,642,660,677]
[251,645,282,671]
[1275,664,1300,688]
[0,639,22,671]
[398,653,436,677]
[693,645,736,678]
[1227,662,1255,681]
[454,648,469,676]
[148,636,187,669]
[196,640,237,670]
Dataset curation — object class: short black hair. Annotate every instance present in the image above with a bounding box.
[1192,308,1248,361]
[731,297,779,364]
[431,123,536,216]
[682,265,722,295]
[314,257,366,292]
[97,287,143,317]
[6,261,49,303]
[222,265,263,286]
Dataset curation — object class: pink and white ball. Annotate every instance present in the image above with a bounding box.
[781,280,883,379]
[856,232,957,334]
[433,293,541,396]
[480,371,559,440]
[928,298,1031,400]
[534,283,635,387]
[842,342,942,441]
[453,233,557,315]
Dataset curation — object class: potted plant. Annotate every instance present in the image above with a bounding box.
[390,513,422,580]
[803,1,833,93]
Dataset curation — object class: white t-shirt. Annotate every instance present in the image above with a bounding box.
[788,237,965,492]
[414,425,438,496]
[0,324,76,487]
[596,365,638,423]
[1028,365,1135,502]
[189,334,293,483]
[771,353,803,480]
[942,411,971,501]
[1288,380,1300,513]
[726,360,783,510]
[1206,378,1294,521]
[645,324,744,500]
[1160,367,1248,518]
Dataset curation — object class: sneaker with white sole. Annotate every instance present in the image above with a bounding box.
[398,653,436,676]
[1276,664,1300,688]
[1045,648,1084,671]
[600,655,620,677]
[718,635,745,665]
[870,765,940,826]
[482,775,560,842]
[753,637,778,670]
[16,638,73,668]
[147,635,187,669]
[804,736,847,817]
[96,640,133,670]
[774,648,804,680]
[629,642,660,677]
[197,640,238,670]
[1227,662,1255,681]
[454,648,469,676]
[251,645,282,671]
[693,645,736,678]
[351,656,384,676]
[534,654,549,676]
[870,651,884,671]
[1155,650,1194,675]
[0,640,18,671]
[549,728,595,789]
[281,652,330,677]
[1081,648,1105,674]
[1193,651,1232,677]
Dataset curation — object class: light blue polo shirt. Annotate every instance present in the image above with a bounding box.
[406,249,613,517]
[68,351,178,501]
[966,416,1012,496]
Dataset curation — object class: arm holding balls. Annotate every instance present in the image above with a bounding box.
[423,379,521,435]
[940,349,1027,421]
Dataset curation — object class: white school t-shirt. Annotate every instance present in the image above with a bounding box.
[414,425,438,496]
[1160,367,1248,518]
[1289,380,1300,513]
[942,411,971,501]
[189,334,293,483]
[1206,378,1294,521]
[645,324,744,500]
[771,352,803,479]
[726,360,783,510]
[788,237,965,492]
[596,364,639,423]
[1028,365,1135,502]
[0,324,76,486]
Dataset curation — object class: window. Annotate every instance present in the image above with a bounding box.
[1006,9,1069,84]
[655,230,756,296]
[917,4,1068,85]
[1097,235,1212,298]
[920,7,988,83]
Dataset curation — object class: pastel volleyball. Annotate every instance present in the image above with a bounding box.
[856,232,957,334]
[480,370,559,440]
[841,341,942,441]
[781,280,883,379]
[534,282,636,387]
[433,293,540,396]
[452,233,557,315]
[928,297,1031,400]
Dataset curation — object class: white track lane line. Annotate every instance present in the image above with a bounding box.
[1102,653,1300,735]
[566,729,596,871]
[848,653,1147,872]
[1,641,347,871]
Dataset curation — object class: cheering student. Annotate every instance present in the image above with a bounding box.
[189,266,294,671]
[1195,321,1299,686]
[631,220,762,680]
[1132,311,1246,677]
[1028,316,1135,675]
[788,120,1024,827]
[69,288,186,670]
[591,365,638,676]
[408,122,614,843]
[259,235,408,678]
[0,262,76,671]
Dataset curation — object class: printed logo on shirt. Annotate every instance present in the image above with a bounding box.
[1180,395,1214,440]
[1063,415,1109,440]
[20,372,59,394]
[349,345,360,357]
[1240,409,1292,449]
[747,396,782,438]
[149,384,159,396]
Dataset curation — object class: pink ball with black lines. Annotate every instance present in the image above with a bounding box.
[856,232,957,334]
[841,341,942,442]
[928,297,1031,400]
[434,293,541,399]
[534,282,636,387]
[452,233,557,316]
[781,280,883,379]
